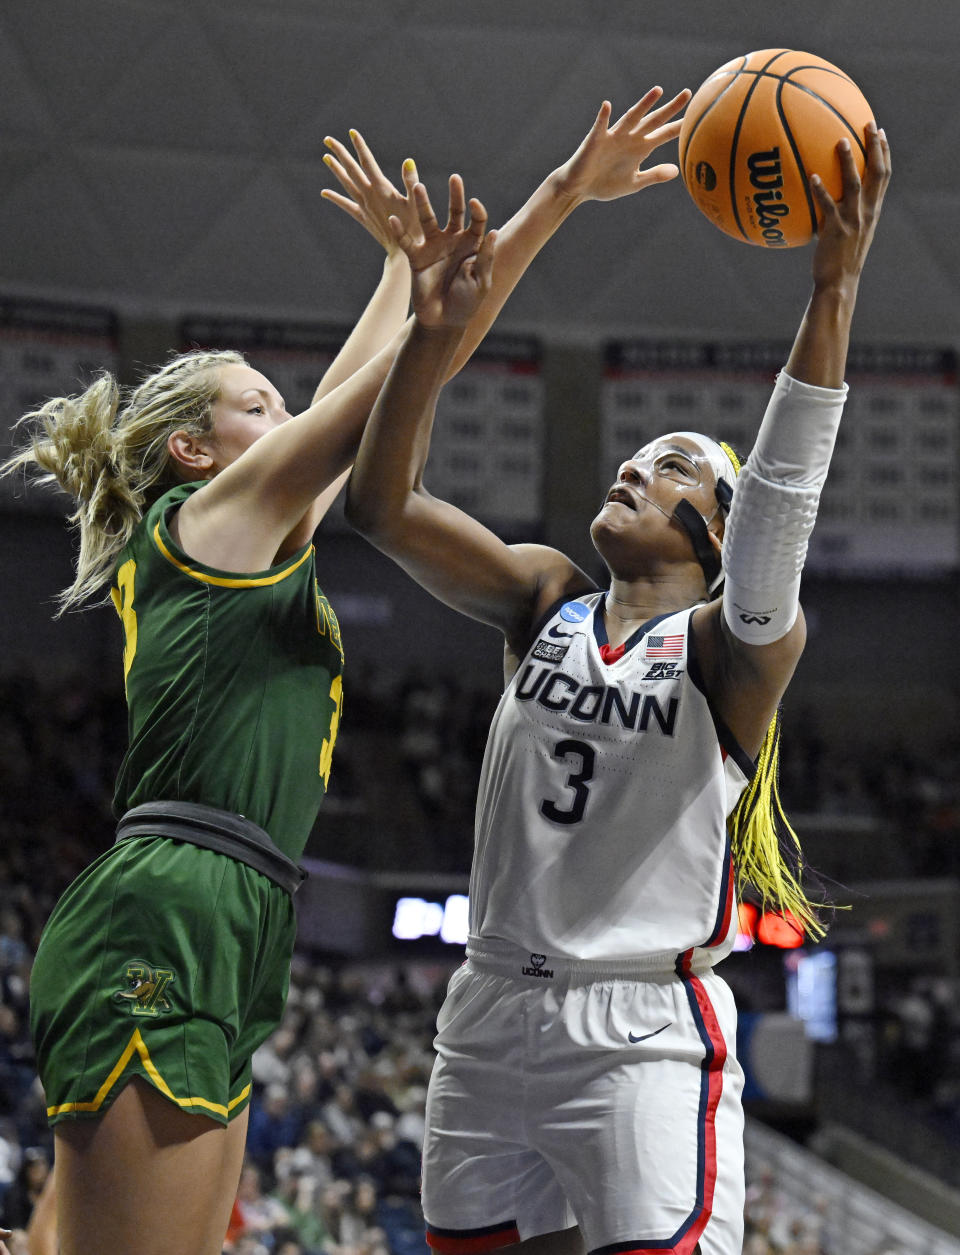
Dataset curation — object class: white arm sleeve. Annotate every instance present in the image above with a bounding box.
[722,371,847,645]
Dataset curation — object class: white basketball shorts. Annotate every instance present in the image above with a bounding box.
[422,941,745,1255]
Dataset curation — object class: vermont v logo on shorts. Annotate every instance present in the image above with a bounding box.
[112,959,176,1016]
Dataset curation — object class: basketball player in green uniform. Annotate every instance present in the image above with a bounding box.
[3,89,690,1255]
[9,132,422,1255]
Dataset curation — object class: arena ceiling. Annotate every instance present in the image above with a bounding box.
[0,0,955,346]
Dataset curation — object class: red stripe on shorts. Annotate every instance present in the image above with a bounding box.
[426,1224,522,1254]
[673,949,728,1255]
[592,955,730,1255]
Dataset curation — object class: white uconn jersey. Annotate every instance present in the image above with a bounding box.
[470,593,754,966]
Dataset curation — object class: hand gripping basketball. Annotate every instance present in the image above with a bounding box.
[679,49,875,247]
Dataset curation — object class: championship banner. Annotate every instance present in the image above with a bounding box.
[602,340,959,576]
[182,320,545,533]
[428,332,543,533]
[0,296,119,511]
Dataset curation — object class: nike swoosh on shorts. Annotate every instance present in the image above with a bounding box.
[628,1023,671,1043]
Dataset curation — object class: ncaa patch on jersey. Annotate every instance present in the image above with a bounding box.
[560,601,591,624]
[533,639,569,664]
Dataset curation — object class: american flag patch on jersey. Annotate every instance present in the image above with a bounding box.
[644,633,684,659]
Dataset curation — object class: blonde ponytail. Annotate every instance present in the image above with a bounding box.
[1,349,246,612]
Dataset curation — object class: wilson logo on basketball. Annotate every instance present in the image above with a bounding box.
[680,49,873,247]
[747,148,790,247]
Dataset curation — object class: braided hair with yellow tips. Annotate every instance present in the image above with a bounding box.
[672,437,828,940]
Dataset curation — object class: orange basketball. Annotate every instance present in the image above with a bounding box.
[678,49,874,248]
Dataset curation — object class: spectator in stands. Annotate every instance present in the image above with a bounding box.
[323,1082,367,1149]
[289,1058,329,1131]
[295,1119,336,1189]
[230,1235,271,1255]
[742,1235,773,1255]
[341,1176,381,1245]
[252,1023,299,1091]
[0,1148,49,1232]
[316,1178,355,1248]
[0,915,29,976]
[0,1008,34,1130]
[246,1084,305,1173]
[394,1084,427,1151]
[232,1162,292,1240]
[272,1233,308,1255]
[269,1153,329,1254]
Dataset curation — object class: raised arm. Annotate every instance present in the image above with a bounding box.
[786,123,891,387]
[298,135,426,527]
[695,122,892,756]
[345,175,593,654]
[447,87,692,374]
[171,139,430,567]
[322,88,691,381]
[313,132,422,402]
[180,94,692,575]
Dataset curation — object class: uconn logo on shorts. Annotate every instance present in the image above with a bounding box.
[521,953,554,979]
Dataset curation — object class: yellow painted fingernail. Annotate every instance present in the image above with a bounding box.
[349,129,358,140]
[403,158,416,173]
[323,154,333,166]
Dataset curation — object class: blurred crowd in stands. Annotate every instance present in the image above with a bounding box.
[5,663,960,886]
[0,914,926,1255]
[744,1169,836,1254]
[2,664,960,1252]
[741,1170,909,1255]
[0,933,447,1255]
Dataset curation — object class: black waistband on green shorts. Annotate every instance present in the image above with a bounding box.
[115,800,307,897]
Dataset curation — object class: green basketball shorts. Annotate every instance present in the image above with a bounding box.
[30,834,297,1126]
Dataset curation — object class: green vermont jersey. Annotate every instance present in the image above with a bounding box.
[110,482,344,862]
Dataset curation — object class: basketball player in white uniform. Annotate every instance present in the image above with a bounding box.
[345,107,890,1255]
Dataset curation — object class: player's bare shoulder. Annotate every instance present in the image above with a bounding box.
[503,542,597,670]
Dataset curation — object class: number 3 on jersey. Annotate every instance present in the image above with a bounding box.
[318,674,343,789]
[111,558,138,688]
[540,738,596,825]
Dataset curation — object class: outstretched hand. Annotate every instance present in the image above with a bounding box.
[322,129,424,254]
[810,121,892,289]
[553,86,692,205]
[390,175,497,329]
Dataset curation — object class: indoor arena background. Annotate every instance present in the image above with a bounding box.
[1,4,959,1254]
